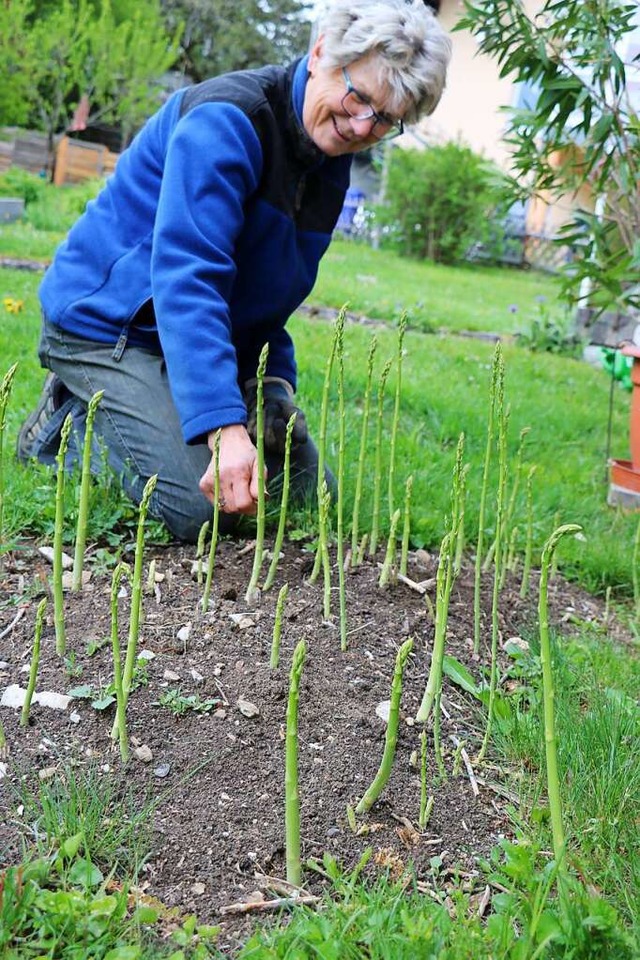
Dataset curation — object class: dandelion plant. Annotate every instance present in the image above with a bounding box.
[310,310,343,583]
[335,313,348,650]
[264,413,297,592]
[369,359,393,556]
[21,597,47,727]
[539,523,582,869]
[400,475,413,578]
[246,343,269,603]
[351,335,377,565]
[388,313,407,519]
[202,431,221,613]
[285,639,307,887]
[0,362,18,559]
[72,389,104,592]
[110,563,130,763]
[53,413,73,657]
[270,582,288,670]
[356,637,413,814]
[473,343,501,655]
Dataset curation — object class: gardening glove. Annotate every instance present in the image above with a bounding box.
[244,377,308,455]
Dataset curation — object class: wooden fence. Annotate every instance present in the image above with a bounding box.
[0,129,119,184]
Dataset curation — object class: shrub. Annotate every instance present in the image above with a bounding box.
[0,168,45,205]
[378,141,507,264]
[26,178,104,232]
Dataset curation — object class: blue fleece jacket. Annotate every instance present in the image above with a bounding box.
[39,57,352,444]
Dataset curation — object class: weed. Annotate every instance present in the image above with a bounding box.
[156,688,221,717]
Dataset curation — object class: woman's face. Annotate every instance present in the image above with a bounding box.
[302,37,407,156]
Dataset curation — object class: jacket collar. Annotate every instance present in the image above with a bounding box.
[286,56,326,167]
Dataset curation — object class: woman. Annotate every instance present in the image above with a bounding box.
[19,0,451,541]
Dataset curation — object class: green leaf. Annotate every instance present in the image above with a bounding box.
[68,857,104,888]
[59,832,83,859]
[133,904,160,925]
[68,684,94,698]
[104,947,143,960]
[442,654,479,695]
[91,694,116,710]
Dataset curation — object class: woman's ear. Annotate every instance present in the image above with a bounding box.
[308,34,324,75]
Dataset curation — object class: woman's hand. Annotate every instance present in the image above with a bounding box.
[199,424,265,514]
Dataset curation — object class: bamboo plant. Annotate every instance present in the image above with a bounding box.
[246,343,269,603]
[356,637,413,814]
[388,313,407,519]
[71,389,104,591]
[285,639,307,887]
[473,343,501,654]
[270,582,288,670]
[263,412,297,592]
[202,430,221,613]
[369,359,393,556]
[21,597,47,727]
[539,523,582,869]
[310,310,343,583]
[53,413,73,657]
[351,335,377,565]
[0,362,18,560]
[110,563,130,763]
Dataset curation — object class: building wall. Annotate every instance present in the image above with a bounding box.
[420,0,543,169]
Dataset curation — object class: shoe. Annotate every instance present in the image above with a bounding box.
[16,372,67,463]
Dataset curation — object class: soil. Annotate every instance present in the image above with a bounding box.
[0,537,628,952]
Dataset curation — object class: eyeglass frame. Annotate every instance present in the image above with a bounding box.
[340,67,404,140]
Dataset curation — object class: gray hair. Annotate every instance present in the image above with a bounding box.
[317,0,451,122]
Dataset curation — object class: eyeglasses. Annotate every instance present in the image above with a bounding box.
[341,68,404,141]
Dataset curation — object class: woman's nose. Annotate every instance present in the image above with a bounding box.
[348,114,377,136]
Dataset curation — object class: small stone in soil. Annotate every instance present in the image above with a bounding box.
[154,763,171,778]
[237,698,259,718]
[134,745,153,763]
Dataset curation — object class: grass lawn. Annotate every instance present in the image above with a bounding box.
[0,187,638,958]
[312,237,562,335]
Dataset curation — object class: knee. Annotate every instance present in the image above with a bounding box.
[152,491,240,543]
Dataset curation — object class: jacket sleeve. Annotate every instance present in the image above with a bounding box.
[151,101,264,444]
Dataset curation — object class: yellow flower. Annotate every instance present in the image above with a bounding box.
[3,297,24,313]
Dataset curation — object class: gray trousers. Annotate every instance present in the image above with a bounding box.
[35,319,326,542]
